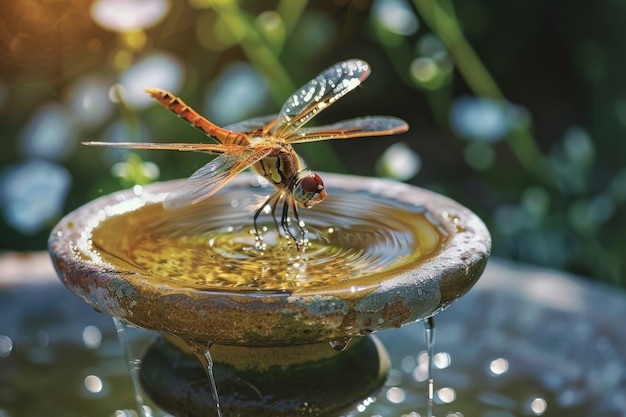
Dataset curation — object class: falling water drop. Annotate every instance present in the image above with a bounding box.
[113,317,147,417]
[187,340,223,417]
[424,316,436,417]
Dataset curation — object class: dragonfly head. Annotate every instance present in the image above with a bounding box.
[293,172,327,209]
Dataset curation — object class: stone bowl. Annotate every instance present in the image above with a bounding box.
[48,173,491,346]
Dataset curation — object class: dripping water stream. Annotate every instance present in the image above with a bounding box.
[113,317,148,417]
[424,316,436,417]
[187,340,223,417]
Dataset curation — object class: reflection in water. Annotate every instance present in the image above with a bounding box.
[89,187,443,291]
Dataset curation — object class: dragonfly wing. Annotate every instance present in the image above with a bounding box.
[271,59,371,139]
[223,114,279,134]
[83,141,239,154]
[286,116,409,144]
[163,146,273,209]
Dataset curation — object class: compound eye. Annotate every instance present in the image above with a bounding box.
[300,174,324,194]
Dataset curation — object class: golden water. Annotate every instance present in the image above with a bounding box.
[91,187,445,292]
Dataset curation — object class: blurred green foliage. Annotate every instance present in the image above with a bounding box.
[0,0,624,287]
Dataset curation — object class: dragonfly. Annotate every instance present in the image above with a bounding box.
[84,59,409,245]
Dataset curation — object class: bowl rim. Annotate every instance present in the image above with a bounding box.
[49,173,491,345]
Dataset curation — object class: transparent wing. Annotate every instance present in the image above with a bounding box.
[223,114,279,134]
[286,116,409,144]
[82,141,238,154]
[163,146,273,209]
[271,59,371,139]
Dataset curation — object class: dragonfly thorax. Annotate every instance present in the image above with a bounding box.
[293,172,326,209]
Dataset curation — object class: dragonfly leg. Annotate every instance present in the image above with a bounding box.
[254,191,282,240]
[280,198,296,241]
[253,195,271,238]
[270,194,282,235]
[289,197,306,239]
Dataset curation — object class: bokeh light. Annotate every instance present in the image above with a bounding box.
[411,57,438,83]
[118,52,184,109]
[609,168,626,203]
[84,374,103,394]
[203,62,269,125]
[488,357,510,376]
[67,74,115,129]
[450,96,510,142]
[528,397,548,415]
[562,126,594,168]
[376,142,421,181]
[436,386,456,404]
[82,325,103,349]
[196,10,246,51]
[91,0,171,32]
[371,0,419,36]
[0,160,71,235]
[111,154,160,186]
[385,386,407,404]
[463,141,495,170]
[288,12,337,58]
[433,351,451,369]
[0,335,13,358]
[19,104,78,162]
